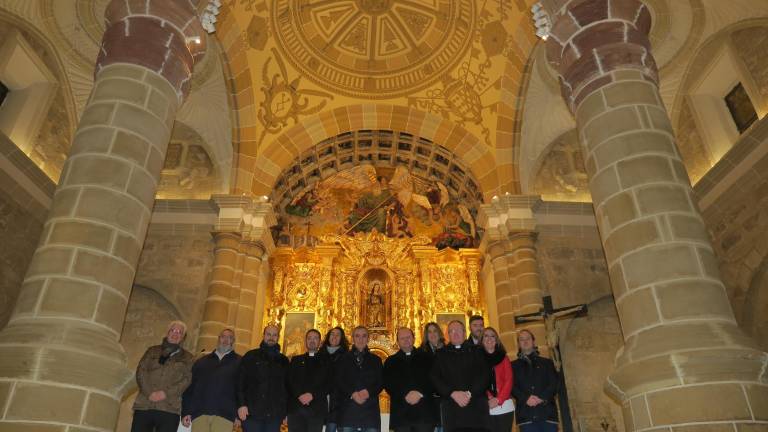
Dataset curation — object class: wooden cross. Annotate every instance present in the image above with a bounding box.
[514,295,588,432]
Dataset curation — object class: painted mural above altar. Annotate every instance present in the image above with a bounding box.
[272,165,481,250]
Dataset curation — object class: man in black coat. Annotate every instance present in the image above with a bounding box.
[431,320,490,432]
[466,315,484,348]
[288,329,330,432]
[511,330,559,432]
[181,328,241,432]
[237,324,289,432]
[336,326,383,432]
[384,327,437,432]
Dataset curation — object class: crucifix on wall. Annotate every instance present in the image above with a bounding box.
[515,295,588,432]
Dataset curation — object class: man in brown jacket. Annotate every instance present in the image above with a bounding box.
[131,320,195,432]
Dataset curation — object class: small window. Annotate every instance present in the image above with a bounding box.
[0,81,8,107]
[725,83,758,134]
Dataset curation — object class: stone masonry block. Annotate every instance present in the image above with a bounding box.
[70,127,114,156]
[616,287,660,335]
[603,80,659,108]
[5,382,86,423]
[592,131,676,171]
[26,247,73,277]
[590,166,622,205]
[655,280,733,321]
[636,184,692,215]
[64,155,132,191]
[111,130,150,166]
[598,191,637,231]
[83,392,120,430]
[616,155,675,189]
[604,218,660,260]
[47,220,113,252]
[647,383,751,425]
[622,244,700,290]
[94,288,129,334]
[39,278,100,319]
[583,106,642,151]
[93,77,149,106]
[111,103,171,153]
[75,187,145,236]
[72,249,135,297]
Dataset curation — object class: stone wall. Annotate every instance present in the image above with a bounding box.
[732,26,768,102]
[675,100,712,185]
[133,218,216,347]
[695,117,768,349]
[534,206,624,432]
[0,133,53,329]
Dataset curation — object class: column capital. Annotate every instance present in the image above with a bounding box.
[98,0,208,101]
[478,194,542,242]
[542,0,656,111]
[211,194,277,257]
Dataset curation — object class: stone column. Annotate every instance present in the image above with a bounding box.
[542,0,768,429]
[200,195,275,353]
[198,232,241,352]
[480,196,547,351]
[0,1,205,430]
[234,242,266,353]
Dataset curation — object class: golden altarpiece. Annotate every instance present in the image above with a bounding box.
[265,230,484,358]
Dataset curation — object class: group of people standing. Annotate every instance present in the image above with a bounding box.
[130,316,561,432]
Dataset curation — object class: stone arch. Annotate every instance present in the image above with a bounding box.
[560,295,624,432]
[249,105,500,201]
[211,1,259,195]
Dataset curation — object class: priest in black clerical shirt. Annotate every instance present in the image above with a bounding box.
[431,320,490,432]
[288,329,330,432]
[383,327,438,432]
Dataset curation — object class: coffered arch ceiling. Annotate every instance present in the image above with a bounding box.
[217,0,540,198]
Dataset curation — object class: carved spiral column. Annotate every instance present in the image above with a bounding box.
[544,0,768,429]
[0,1,205,429]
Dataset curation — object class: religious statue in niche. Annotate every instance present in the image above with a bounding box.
[274,164,480,250]
[361,273,390,332]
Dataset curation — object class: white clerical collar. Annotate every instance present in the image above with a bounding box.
[454,345,462,349]
[309,352,316,357]
[405,351,412,356]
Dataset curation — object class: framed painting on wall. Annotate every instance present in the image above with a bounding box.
[435,312,467,342]
[281,311,315,358]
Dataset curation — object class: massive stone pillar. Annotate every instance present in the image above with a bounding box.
[542,0,768,429]
[0,2,205,430]
[197,196,275,353]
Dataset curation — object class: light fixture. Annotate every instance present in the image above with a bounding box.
[531,3,552,41]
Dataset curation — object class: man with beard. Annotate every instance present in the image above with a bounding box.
[131,320,194,432]
[384,327,437,432]
[181,328,241,432]
[337,326,383,432]
[466,315,485,348]
[288,329,330,432]
[237,324,289,432]
[431,320,490,432]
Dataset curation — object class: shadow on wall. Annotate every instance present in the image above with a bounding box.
[559,295,625,432]
[743,256,768,351]
[116,285,185,432]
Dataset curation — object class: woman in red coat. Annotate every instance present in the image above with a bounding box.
[482,327,515,432]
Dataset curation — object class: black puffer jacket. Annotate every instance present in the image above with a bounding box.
[237,342,289,420]
[511,352,559,425]
[335,347,383,428]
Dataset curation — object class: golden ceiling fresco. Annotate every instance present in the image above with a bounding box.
[222,0,538,195]
[271,0,476,99]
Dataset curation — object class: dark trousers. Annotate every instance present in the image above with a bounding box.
[519,421,558,432]
[394,424,435,432]
[130,409,179,432]
[288,411,324,432]
[243,416,282,432]
[488,412,514,432]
